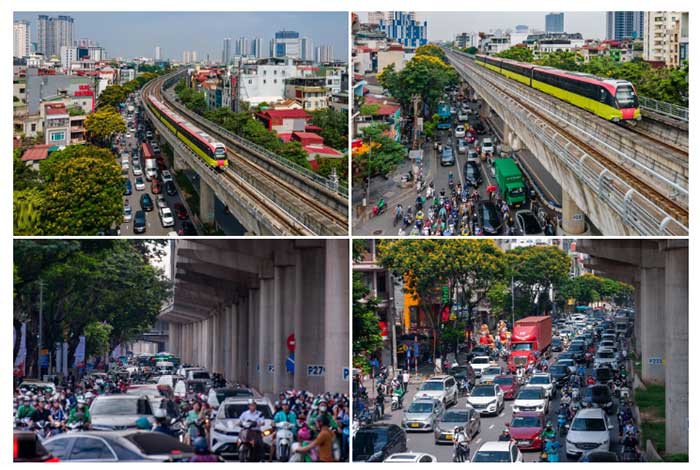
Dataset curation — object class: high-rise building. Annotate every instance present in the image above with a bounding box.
[301,37,313,61]
[379,11,428,48]
[515,24,529,33]
[367,12,389,25]
[606,12,644,40]
[191,51,198,63]
[37,14,74,57]
[235,36,249,56]
[250,37,262,58]
[314,45,334,63]
[13,20,31,58]
[155,46,161,61]
[222,38,231,64]
[545,12,564,34]
[182,50,191,63]
[271,30,302,59]
[644,12,688,68]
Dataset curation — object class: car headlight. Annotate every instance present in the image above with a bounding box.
[566,439,574,445]
[602,439,609,445]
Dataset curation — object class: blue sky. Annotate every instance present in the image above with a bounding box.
[14,11,348,60]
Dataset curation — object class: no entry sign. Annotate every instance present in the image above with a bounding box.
[287,334,296,353]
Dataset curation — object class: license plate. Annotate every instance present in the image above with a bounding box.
[518,440,530,445]
[410,423,420,428]
[445,433,453,440]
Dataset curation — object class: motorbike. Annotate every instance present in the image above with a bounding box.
[33,420,51,441]
[390,390,403,411]
[238,420,262,462]
[371,199,386,218]
[457,379,470,397]
[275,421,294,462]
[557,414,568,437]
[453,439,470,462]
[621,445,640,462]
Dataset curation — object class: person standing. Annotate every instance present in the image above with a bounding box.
[402,369,410,394]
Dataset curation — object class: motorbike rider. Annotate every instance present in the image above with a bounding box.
[15,396,34,421]
[185,401,205,444]
[239,399,266,459]
[153,408,178,437]
[49,399,66,430]
[66,399,91,429]
[28,399,52,429]
[270,400,297,461]
[295,415,335,462]
[498,428,512,442]
[308,398,338,432]
[189,436,219,462]
[543,436,561,462]
[375,387,385,419]
[452,426,471,461]
[540,421,556,441]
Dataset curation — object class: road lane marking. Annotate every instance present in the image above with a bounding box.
[489,424,494,430]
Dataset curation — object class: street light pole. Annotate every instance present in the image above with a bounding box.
[366,136,372,206]
[511,275,515,328]
[37,279,44,380]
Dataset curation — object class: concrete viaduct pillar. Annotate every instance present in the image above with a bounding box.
[560,191,586,235]
[199,181,215,225]
[324,240,349,393]
[664,241,688,454]
[640,266,665,383]
[237,296,249,385]
[248,288,260,389]
[173,147,188,171]
[258,275,274,395]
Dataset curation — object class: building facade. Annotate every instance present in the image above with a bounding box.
[37,14,74,58]
[643,12,688,67]
[13,20,31,58]
[545,12,564,34]
[270,30,303,59]
[606,11,644,41]
[379,11,428,48]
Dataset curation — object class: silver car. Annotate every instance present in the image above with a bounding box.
[402,398,444,432]
[480,366,504,385]
[89,395,156,431]
[434,406,481,443]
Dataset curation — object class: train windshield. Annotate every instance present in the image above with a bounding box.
[215,146,226,156]
[615,85,637,108]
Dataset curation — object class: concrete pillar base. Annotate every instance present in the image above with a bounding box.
[199,181,215,224]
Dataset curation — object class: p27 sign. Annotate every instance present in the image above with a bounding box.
[307,364,326,377]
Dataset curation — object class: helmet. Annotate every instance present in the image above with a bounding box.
[135,416,151,430]
[546,421,553,428]
[153,408,167,419]
[298,426,312,441]
[501,428,510,434]
[453,426,464,433]
[193,437,209,454]
[247,399,255,405]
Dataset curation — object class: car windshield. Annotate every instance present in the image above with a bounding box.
[512,343,532,351]
[597,352,614,359]
[473,450,510,462]
[518,389,543,400]
[480,204,499,225]
[588,387,611,401]
[472,357,489,364]
[92,398,152,416]
[484,368,501,375]
[572,417,606,431]
[354,430,387,458]
[191,371,210,380]
[222,404,273,419]
[471,386,494,397]
[595,369,612,381]
[529,376,549,385]
[519,213,542,234]
[550,366,567,375]
[493,377,513,386]
[420,382,444,391]
[511,416,541,427]
[407,402,434,413]
[615,85,637,108]
[442,411,469,422]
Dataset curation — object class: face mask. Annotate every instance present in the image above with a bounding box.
[319,405,327,412]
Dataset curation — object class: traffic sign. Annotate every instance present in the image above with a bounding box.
[648,357,663,365]
[285,354,295,374]
[287,334,296,353]
[343,368,350,381]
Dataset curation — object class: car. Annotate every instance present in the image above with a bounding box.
[160,170,173,184]
[434,406,480,443]
[469,356,492,377]
[581,385,615,414]
[594,349,618,369]
[512,385,548,414]
[209,397,275,459]
[146,131,153,138]
[384,452,437,463]
[466,149,479,161]
[89,395,156,431]
[42,431,193,462]
[593,366,614,385]
[13,431,59,462]
[178,221,197,236]
[467,384,504,416]
[353,424,407,462]
[463,161,482,188]
[565,408,613,458]
[454,125,466,138]
[493,375,519,400]
[140,193,154,212]
[134,177,145,191]
[208,387,255,407]
[165,181,177,196]
[465,132,476,144]
[527,373,555,398]
[440,146,455,166]
[515,210,544,235]
[133,211,146,234]
[598,340,616,351]
[568,342,587,362]
[508,412,546,451]
[556,358,577,375]
[415,375,458,407]
[551,337,564,352]
[480,366,503,385]
[121,154,130,164]
[447,365,475,391]
[125,132,131,138]
[481,137,494,154]
[457,139,468,154]
[402,397,444,431]
[132,156,140,166]
[133,165,143,176]
[185,369,211,382]
[156,195,168,209]
[578,450,619,462]
[550,364,571,387]
[151,180,162,194]
[156,374,186,390]
[174,203,188,219]
[146,167,158,181]
[472,441,523,462]
[458,112,469,122]
[123,204,132,223]
[477,201,503,235]
[160,207,175,227]
[124,180,132,195]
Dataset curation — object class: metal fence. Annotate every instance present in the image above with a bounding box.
[638,95,688,122]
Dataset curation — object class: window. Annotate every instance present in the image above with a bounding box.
[274,79,277,84]
[274,70,277,75]
[69,437,116,461]
[50,131,65,142]
[31,123,36,132]
[43,438,72,459]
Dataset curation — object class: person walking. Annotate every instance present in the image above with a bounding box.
[402,369,410,394]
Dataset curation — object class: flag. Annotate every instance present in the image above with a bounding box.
[13,323,27,377]
[55,343,62,374]
[73,335,86,369]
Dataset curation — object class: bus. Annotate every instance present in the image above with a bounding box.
[437,101,452,130]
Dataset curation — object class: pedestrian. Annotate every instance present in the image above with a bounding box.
[402,369,410,393]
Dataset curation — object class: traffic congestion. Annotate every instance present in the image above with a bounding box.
[367,85,558,237]
[14,352,349,463]
[113,93,197,236]
[352,307,639,462]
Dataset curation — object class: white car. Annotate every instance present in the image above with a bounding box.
[210,398,275,459]
[481,137,494,154]
[125,132,131,138]
[160,207,175,227]
[134,177,145,191]
[416,375,459,407]
[593,349,618,369]
[133,165,143,176]
[123,204,132,222]
[384,453,438,463]
[527,373,555,398]
[512,385,548,414]
[472,441,523,462]
[470,356,492,377]
[458,112,469,122]
[565,408,613,458]
[156,195,168,209]
[467,384,504,416]
[161,169,173,183]
[454,125,466,138]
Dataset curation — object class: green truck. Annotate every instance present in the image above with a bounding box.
[494,158,526,207]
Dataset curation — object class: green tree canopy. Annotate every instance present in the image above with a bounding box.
[309,108,348,151]
[352,123,406,187]
[496,45,534,63]
[98,84,127,109]
[415,44,448,63]
[85,106,126,144]
[507,245,571,314]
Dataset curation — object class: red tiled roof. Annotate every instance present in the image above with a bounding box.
[277,132,293,142]
[293,132,323,140]
[374,104,400,116]
[45,103,67,115]
[303,144,343,157]
[259,109,312,119]
[305,124,322,132]
[21,144,50,161]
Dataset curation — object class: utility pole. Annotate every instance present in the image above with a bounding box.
[365,136,372,206]
[411,94,421,150]
[511,275,515,328]
[388,273,398,375]
[37,279,44,380]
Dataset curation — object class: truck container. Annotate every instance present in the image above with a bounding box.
[507,315,552,372]
[494,158,526,207]
[142,142,158,181]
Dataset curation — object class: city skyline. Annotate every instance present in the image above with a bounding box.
[13,11,347,61]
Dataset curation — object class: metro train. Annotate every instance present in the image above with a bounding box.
[146,95,229,170]
[475,54,641,122]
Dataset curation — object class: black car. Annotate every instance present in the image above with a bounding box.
[551,337,564,352]
[568,342,587,362]
[448,365,476,390]
[353,424,407,462]
[474,122,486,134]
[579,451,619,462]
[179,221,197,236]
[124,180,132,195]
[140,193,154,212]
[133,210,146,234]
[13,432,58,462]
[581,385,615,414]
[463,161,482,187]
[477,201,503,235]
[165,181,177,196]
[549,364,570,387]
[593,366,614,385]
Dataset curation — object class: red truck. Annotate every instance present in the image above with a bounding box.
[507,316,552,372]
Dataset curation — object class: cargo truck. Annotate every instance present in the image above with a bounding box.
[507,316,552,372]
[437,101,452,130]
[494,158,526,208]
